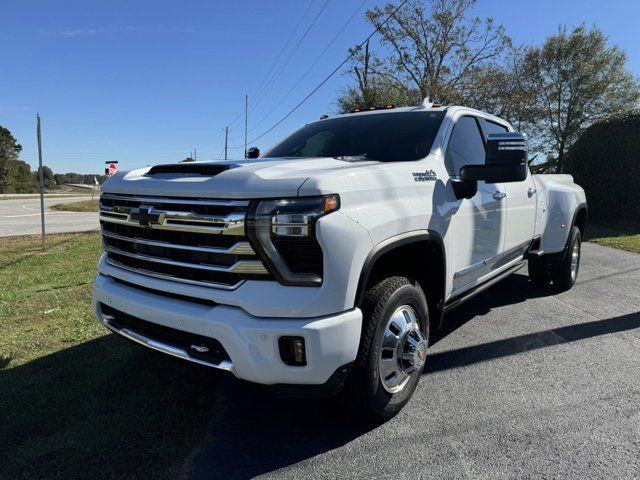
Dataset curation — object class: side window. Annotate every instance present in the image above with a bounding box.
[484,120,509,135]
[445,116,485,176]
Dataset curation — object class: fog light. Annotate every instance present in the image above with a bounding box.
[279,336,307,366]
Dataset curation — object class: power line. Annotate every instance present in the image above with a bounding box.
[249,0,331,114]
[248,0,368,135]
[225,0,317,129]
[229,0,409,149]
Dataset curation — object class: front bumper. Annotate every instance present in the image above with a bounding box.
[92,274,362,385]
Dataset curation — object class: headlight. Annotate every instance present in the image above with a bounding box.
[246,195,340,286]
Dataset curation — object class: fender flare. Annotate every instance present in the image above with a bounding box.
[354,230,446,310]
[542,202,588,262]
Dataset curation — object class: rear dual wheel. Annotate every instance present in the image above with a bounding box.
[528,226,581,291]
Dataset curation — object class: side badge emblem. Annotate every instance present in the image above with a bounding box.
[412,169,437,182]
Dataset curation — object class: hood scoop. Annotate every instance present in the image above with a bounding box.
[145,163,231,178]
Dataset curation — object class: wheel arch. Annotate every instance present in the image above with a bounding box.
[355,231,446,330]
[574,204,588,237]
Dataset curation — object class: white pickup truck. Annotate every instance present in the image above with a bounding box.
[93,103,587,420]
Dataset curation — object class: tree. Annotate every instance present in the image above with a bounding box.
[336,40,418,112]
[525,25,640,172]
[0,126,23,193]
[38,165,55,188]
[337,0,511,110]
[180,157,195,163]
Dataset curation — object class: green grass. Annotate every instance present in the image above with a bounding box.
[0,233,220,479]
[50,199,99,212]
[586,223,640,254]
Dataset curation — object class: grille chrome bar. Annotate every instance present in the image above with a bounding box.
[100,193,249,207]
[105,258,244,290]
[99,203,245,235]
[101,229,255,255]
[100,193,270,290]
[104,245,268,274]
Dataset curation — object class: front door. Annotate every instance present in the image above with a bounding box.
[481,119,537,256]
[445,116,507,294]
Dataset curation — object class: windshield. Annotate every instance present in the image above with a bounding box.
[264,111,446,161]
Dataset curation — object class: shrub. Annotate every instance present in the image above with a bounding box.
[566,113,640,224]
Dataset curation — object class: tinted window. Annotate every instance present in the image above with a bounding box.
[265,111,446,162]
[445,116,485,176]
[484,120,509,135]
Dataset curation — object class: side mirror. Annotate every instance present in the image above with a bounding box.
[460,132,528,183]
[246,147,260,159]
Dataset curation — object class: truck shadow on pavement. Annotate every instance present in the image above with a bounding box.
[427,273,640,373]
[2,273,638,480]
[0,336,224,479]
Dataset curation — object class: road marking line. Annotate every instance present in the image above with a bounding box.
[0,212,97,218]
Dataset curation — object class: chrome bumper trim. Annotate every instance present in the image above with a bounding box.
[100,313,234,372]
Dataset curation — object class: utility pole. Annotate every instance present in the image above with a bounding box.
[36,113,46,250]
[224,126,229,160]
[244,94,248,159]
[194,148,197,161]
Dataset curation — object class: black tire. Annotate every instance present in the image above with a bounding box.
[342,276,429,422]
[528,255,552,287]
[551,226,582,291]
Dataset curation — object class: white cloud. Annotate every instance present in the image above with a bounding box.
[60,28,99,37]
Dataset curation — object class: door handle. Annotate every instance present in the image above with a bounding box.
[527,187,537,197]
[493,191,507,201]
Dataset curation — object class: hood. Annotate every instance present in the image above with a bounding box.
[101,157,379,199]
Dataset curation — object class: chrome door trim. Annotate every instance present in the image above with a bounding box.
[453,240,530,290]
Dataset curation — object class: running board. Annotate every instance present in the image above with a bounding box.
[443,262,525,313]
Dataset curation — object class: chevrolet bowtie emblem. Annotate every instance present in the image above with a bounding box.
[131,205,161,227]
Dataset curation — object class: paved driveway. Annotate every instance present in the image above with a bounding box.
[0,196,98,237]
[186,242,640,479]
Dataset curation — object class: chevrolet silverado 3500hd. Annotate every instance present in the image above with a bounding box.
[93,103,587,420]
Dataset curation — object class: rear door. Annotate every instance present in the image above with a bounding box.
[481,119,537,255]
[445,116,507,294]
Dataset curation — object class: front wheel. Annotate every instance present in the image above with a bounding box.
[342,276,429,422]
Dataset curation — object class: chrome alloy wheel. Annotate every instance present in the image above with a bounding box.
[570,235,581,281]
[378,305,428,393]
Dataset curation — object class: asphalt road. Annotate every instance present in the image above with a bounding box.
[0,196,99,237]
[185,242,640,479]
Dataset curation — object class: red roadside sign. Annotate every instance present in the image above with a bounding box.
[108,163,118,177]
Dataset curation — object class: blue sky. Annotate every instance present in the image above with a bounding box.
[2,0,639,174]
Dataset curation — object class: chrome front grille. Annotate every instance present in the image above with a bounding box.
[99,194,270,289]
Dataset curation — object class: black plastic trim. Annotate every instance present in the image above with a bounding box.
[543,203,588,262]
[266,362,354,398]
[355,230,446,308]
